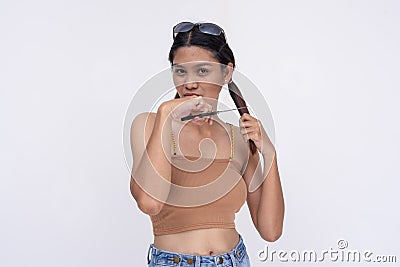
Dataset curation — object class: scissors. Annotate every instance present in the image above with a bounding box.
[181,106,249,121]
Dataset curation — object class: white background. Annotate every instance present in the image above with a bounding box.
[1,0,399,266]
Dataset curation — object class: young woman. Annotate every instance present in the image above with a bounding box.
[130,21,284,267]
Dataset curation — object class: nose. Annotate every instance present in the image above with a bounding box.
[183,76,198,90]
[184,81,198,90]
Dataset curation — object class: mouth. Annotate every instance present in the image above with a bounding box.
[183,93,201,97]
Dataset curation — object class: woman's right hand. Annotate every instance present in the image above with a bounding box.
[159,95,213,126]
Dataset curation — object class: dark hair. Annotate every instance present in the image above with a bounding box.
[168,24,257,155]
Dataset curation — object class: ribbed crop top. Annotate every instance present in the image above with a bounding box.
[150,122,249,235]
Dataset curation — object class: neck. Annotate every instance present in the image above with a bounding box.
[188,116,225,135]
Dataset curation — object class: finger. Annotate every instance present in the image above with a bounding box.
[192,116,204,125]
[246,131,262,142]
[239,114,256,122]
[188,96,202,107]
[197,99,204,107]
[197,97,206,107]
[240,120,258,129]
[240,126,259,135]
[185,95,200,105]
[196,105,208,114]
[241,131,261,143]
[239,118,248,128]
[197,102,212,113]
[241,126,263,141]
[240,113,255,121]
[242,131,255,142]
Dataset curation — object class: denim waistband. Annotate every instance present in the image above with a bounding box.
[147,234,247,266]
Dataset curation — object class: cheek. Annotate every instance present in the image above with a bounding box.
[202,83,222,95]
[210,73,225,86]
[173,75,185,87]
[173,77,186,96]
[175,85,184,95]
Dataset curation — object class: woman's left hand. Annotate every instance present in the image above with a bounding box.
[239,113,274,156]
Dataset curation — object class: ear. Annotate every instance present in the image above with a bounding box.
[223,62,234,84]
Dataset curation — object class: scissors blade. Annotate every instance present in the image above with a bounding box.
[180,106,248,121]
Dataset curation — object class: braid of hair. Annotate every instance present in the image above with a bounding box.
[228,81,257,155]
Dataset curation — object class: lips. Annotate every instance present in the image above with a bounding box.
[184,93,201,97]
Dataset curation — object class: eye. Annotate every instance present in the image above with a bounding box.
[173,68,186,75]
[198,68,209,75]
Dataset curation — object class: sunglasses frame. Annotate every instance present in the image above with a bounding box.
[173,22,226,40]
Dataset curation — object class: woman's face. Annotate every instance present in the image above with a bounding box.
[172,46,233,99]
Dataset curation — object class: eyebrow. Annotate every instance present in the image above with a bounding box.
[172,62,214,67]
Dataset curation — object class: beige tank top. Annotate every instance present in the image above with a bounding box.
[150,122,249,235]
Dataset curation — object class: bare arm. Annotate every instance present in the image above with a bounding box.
[240,113,285,242]
[130,95,212,215]
[243,149,285,242]
[130,105,173,215]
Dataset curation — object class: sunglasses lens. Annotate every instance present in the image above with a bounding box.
[173,22,225,40]
[173,22,194,35]
[198,23,223,36]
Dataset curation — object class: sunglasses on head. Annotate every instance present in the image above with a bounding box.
[173,22,225,40]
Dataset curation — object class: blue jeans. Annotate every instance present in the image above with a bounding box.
[146,234,251,267]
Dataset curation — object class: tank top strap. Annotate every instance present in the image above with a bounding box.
[227,122,234,161]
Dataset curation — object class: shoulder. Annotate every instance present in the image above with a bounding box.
[131,112,156,130]
[131,112,157,140]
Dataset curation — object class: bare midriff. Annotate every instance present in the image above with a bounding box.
[153,228,240,256]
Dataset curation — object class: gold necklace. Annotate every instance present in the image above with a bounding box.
[170,122,234,160]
